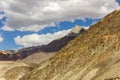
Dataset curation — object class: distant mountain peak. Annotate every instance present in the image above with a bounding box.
[71,25,83,33]
[68,25,86,37]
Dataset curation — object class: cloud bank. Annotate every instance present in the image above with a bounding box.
[0,0,119,32]
[14,29,71,47]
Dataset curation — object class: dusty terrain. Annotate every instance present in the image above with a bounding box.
[0,61,34,80]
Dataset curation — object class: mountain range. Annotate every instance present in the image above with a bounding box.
[0,10,120,80]
[0,26,86,63]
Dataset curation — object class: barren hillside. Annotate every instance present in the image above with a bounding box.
[20,10,120,80]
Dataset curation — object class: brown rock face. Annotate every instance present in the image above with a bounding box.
[20,10,120,80]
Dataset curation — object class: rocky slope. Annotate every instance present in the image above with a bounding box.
[19,10,120,80]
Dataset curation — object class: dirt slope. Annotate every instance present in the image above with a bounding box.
[0,61,37,80]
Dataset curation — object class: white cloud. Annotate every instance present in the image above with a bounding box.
[0,0,119,32]
[0,14,4,19]
[0,34,4,43]
[44,2,63,12]
[18,23,55,32]
[17,25,46,32]
[1,25,14,31]
[14,29,71,47]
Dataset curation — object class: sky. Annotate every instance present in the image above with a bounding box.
[0,0,120,50]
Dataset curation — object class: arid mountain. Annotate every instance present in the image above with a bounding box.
[0,26,86,80]
[19,10,120,80]
[0,26,86,62]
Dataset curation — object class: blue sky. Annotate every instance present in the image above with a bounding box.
[117,0,120,4]
[0,0,120,50]
[0,18,99,50]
